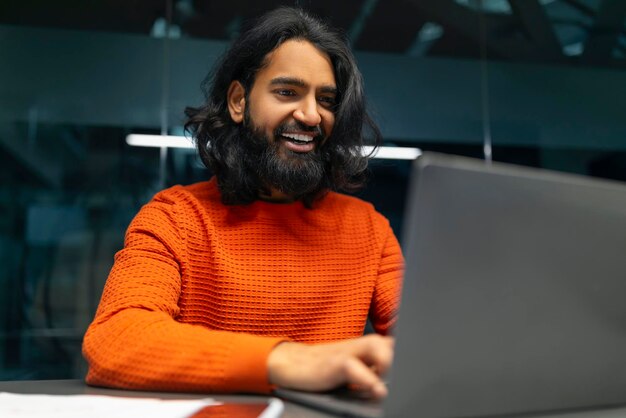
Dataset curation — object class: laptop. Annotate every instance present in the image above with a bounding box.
[277,152,626,417]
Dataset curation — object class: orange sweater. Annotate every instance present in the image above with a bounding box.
[82,178,403,394]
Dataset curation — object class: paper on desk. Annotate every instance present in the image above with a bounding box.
[0,392,218,418]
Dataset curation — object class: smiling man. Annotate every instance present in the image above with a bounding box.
[82,7,403,400]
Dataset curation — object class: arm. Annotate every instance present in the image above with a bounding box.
[267,222,404,399]
[82,194,285,394]
[370,225,404,335]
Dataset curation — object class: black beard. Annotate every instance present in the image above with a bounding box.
[238,120,326,200]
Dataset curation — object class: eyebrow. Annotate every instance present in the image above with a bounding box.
[269,76,337,95]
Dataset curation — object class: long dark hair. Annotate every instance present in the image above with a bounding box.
[184,6,382,207]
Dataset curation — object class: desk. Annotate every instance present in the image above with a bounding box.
[0,379,331,418]
[1,379,626,418]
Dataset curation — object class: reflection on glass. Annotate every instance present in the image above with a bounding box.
[0,0,624,380]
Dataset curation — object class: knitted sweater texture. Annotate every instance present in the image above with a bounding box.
[82,178,403,394]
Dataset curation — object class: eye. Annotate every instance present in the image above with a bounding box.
[318,95,337,109]
[274,89,296,97]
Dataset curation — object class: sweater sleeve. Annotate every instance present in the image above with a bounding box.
[369,222,404,335]
[82,193,285,394]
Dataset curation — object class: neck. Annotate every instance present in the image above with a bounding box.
[258,188,296,204]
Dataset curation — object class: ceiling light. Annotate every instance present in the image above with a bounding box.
[126,134,421,160]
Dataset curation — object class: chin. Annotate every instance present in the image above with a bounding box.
[285,152,319,168]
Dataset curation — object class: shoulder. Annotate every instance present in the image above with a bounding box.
[323,191,381,215]
[145,179,223,219]
[152,179,219,207]
[133,179,222,229]
[319,191,391,231]
[321,191,370,208]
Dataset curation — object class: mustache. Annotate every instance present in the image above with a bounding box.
[274,121,324,141]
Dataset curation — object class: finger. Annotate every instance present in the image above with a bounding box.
[343,357,388,399]
[378,336,395,375]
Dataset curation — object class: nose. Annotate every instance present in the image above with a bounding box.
[293,96,322,127]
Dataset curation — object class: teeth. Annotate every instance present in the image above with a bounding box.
[282,133,314,142]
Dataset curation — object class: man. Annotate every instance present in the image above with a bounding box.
[82,7,403,400]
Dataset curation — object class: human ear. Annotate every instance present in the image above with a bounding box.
[227,81,246,123]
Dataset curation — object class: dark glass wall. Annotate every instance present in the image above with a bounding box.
[1,0,624,380]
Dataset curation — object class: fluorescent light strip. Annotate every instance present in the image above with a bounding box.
[363,145,422,160]
[126,134,194,149]
[126,134,421,160]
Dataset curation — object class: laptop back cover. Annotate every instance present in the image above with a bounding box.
[385,153,626,418]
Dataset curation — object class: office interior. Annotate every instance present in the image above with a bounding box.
[0,0,624,381]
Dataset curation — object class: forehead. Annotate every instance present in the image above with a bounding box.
[256,39,336,87]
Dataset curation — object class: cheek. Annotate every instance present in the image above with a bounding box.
[323,115,335,137]
[248,106,278,134]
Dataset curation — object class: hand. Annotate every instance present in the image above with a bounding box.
[267,334,394,399]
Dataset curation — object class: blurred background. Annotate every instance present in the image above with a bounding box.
[1,0,625,380]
